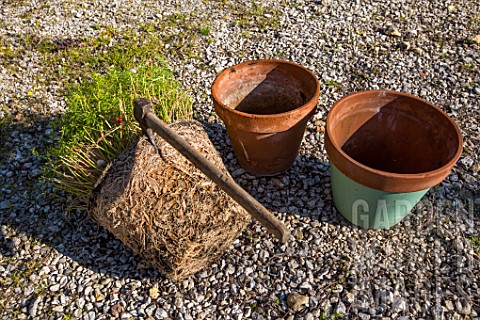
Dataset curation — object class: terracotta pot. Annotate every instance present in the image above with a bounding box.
[325,90,463,229]
[211,60,320,175]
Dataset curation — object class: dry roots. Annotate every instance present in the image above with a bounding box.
[88,120,250,280]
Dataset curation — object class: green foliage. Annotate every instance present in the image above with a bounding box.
[251,2,265,16]
[0,108,14,163]
[223,1,280,30]
[319,311,345,319]
[10,273,24,287]
[48,61,191,209]
[56,62,189,154]
[325,79,340,88]
[199,25,211,35]
[461,62,475,70]
[43,28,192,209]
[472,236,480,254]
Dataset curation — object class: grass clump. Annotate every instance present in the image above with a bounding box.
[44,28,192,209]
[199,25,211,36]
[49,61,191,209]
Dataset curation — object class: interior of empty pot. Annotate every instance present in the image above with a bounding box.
[214,61,318,115]
[329,92,461,174]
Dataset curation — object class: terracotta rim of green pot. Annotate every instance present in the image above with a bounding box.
[325,90,463,193]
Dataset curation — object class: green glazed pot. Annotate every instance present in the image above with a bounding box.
[330,163,429,229]
[325,90,463,229]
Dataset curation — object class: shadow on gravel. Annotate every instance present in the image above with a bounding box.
[0,119,164,281]
[1,118,352,282]
[201,120,352,228]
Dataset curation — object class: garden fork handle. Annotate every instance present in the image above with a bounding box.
[134,98,291,243]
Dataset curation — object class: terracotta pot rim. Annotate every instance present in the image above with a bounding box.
[211,59,320,119]
[326,90,463,188]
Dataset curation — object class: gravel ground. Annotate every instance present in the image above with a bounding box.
[1,0,480,319]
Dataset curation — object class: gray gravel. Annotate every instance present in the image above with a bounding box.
[1,0,480,319]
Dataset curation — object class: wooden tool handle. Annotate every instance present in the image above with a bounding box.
[134,98,291,243]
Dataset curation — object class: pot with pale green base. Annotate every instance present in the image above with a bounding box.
[330,163,429,229]
[326,90,463,229]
